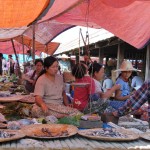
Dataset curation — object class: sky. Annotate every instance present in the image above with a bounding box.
[52,26,114,55]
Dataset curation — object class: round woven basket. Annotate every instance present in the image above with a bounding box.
[140,132,150,141]
[21,124,78,139]
[78,128,139,141]
[0,129,25,142]
[0,123,7,129]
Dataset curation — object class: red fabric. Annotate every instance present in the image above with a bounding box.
[0,41,29,54]
[73,76,95,111]
[101,0,135,8]
[40,0,150,49]
[54,0,150,48]
[39,0,83,22]
[25,21,72,45]
[0,36,60,55]
[0,0,149,52]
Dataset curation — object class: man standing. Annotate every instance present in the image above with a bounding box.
[8,55,15,75]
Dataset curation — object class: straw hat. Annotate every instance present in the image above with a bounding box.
[61,54,70,59]
[56,55,62,59]
[114,60,141,72]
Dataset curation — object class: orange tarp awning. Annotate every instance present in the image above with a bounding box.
[0,0,149,51]
[15,36,60,55]
[0,0,52,27]
[0,40,29,54]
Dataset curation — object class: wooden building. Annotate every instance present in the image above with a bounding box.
[67,36,150,81]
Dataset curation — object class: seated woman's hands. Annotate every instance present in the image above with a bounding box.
[41,103,49,115]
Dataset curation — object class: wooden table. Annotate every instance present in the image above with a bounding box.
[0,135,150,150]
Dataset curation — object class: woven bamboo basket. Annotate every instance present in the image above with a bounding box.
[0,129,25,142]
[21,124,78,139]
[78,128,139,141]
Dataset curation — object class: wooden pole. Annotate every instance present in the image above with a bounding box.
[22,35,25,73]
[98,48,104,64]
[32,24,35,62]
[145,44,150,80]
[11,39,21,77]
[116,42,124,77]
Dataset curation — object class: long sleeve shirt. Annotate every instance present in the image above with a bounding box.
[115,80,150,123]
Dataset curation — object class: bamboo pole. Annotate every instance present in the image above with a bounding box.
[32,24,35,62]
[11,39,21,77]
[22,35,25,73]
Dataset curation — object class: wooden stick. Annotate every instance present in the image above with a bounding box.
[11,39,21,77]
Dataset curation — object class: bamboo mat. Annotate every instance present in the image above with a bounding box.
[0,136,150,150]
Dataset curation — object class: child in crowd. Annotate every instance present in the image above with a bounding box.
[109,60,140,110]
[71,63,95,112]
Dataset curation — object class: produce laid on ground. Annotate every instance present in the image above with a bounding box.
[0,129,25,142]
[118,116,149,132]
[32,127,69,137]
[21,124,78,139]
[0,75,149,143]
[78,128,139,141]
[0,75,27,95]
[140,132,150,141]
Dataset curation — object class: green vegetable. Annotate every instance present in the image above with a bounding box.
[57,115,82,127]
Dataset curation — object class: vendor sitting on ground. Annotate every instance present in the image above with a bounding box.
[109,60,140,110]
[32,56,80,118]
[88,63,120,99]
[101,80,150,127]
[88,62,120,113]
[22,59,44,93]
[71,62,120,115]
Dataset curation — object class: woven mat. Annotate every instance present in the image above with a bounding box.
[140,132,150,141]
[21,124,78,139]
[78,128,139,141]
[0,129,25,142]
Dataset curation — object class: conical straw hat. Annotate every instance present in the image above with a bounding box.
[61,54,70,59]
[114,60,141,72]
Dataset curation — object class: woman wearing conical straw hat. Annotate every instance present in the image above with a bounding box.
[108,60,141,110]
